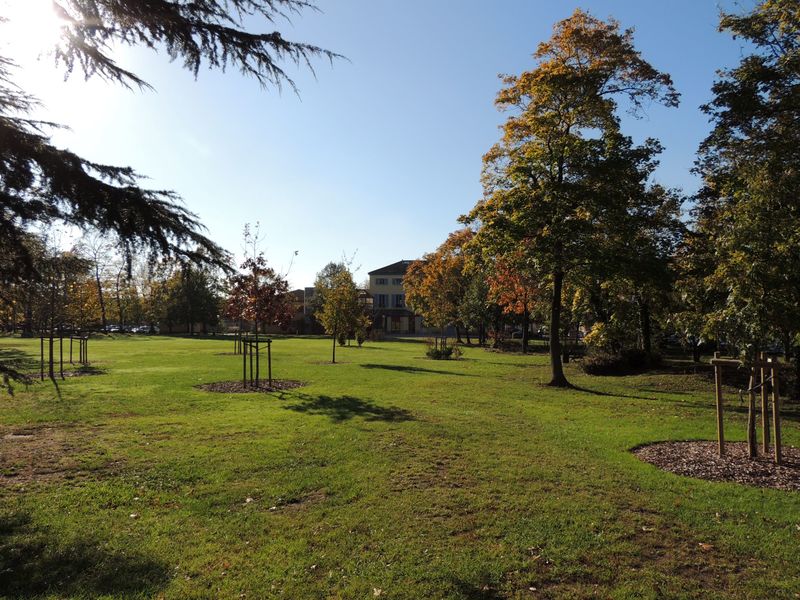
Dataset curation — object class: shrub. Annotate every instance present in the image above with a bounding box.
[426,346,454,360]
[581,349,660,376]
[337,331,347,346]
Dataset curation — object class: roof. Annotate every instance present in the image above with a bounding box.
[368,260,415,276]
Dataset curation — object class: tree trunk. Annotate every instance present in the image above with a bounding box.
[94,265,107,332]
[455,325,463,344]
[793,345,800,402]
[521,309,530,354]
[115,271,124,330]
[639,298,652,356]
[332,329,337,364]
[465,328,472,345]
[548,270,569,387]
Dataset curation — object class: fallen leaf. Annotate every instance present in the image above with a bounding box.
[698,542,714,551]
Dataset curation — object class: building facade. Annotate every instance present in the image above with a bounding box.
[368,260,423,334]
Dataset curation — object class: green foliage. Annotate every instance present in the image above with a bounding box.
[694,0,800,361]
[163,265,222,333]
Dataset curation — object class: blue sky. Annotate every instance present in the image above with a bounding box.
[10,0,744,288]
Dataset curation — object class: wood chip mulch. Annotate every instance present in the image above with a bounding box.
[196,380,305,394]
[634,441,800,491]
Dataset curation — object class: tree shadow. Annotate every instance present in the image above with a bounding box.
[0,512,170,598]
[0,349,36,394]
[570,384,656,402]
[281,393,415,423]
[361,363,470,377]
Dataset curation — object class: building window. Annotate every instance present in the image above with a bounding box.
[393,294,405,308]
[392,278,402,285]
[376,294,387,308]
[376,278,387,285]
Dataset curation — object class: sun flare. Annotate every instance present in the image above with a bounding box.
[1,0,68,60]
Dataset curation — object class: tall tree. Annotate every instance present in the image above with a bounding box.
[464,10,678,386]
[696,0,800,381]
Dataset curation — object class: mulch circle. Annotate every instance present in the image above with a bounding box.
[196,380,305,394]
[634,441,800,491]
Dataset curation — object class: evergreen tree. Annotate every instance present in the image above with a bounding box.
[1,1,338,283]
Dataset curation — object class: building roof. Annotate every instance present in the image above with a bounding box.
[368,260,414,276]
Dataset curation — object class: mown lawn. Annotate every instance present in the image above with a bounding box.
[0,335,798,599]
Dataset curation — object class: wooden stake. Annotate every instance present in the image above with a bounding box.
[760,352,769,454]
[267,339,272,387]
[242,340,247,386]
[713,352,725,456]
[747,370,757,458]
[772,361,782,466]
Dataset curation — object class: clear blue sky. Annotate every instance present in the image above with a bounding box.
[12,0,745,288]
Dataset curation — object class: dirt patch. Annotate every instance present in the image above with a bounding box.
[0,425,122,486]
[196,380,306,394]
[634,440,800,491]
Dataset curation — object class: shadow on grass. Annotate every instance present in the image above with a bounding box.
[281,393,414,423]
[0,349,36,394]
[360,363,470,377]
[570,384,657,402]
[0,513,169,598]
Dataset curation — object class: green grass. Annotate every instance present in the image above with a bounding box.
[0,335,798,599]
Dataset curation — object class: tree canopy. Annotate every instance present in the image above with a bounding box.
[464,9,678,386]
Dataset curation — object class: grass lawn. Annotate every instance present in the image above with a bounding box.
[0,335,798,599]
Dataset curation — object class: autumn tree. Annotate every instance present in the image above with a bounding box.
[464,10,678,386]
[225,255,293,336]
[486,249,541,353]
[318,269,360,363]
[404,230,471,344]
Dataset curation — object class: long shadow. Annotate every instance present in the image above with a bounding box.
[281,393,415,423]
[575,383,800,424]
[570,384,655,402]
[0,512,169,598]
[360,363,471,377]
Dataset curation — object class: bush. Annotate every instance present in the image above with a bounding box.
[581,349,660,375]
[426,346,454,360]
[337,332,347,346]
